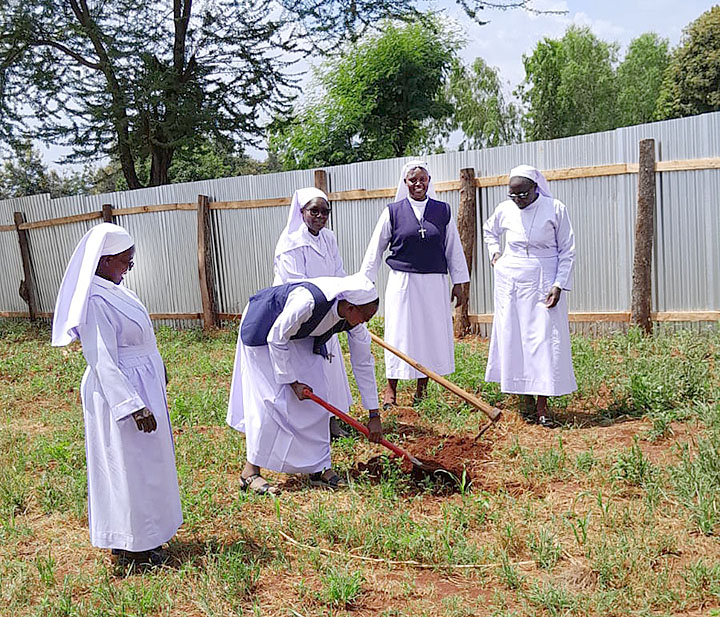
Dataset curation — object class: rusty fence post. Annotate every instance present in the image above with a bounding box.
[13,211,39,321]
[197,194,219,329]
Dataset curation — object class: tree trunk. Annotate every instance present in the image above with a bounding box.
[631,139,656,334]
[454,167,476,337]
[149,146,174,186]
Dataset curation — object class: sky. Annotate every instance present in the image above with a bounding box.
[37,0,718,170]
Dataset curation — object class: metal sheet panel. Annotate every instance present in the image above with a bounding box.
[1,111,719,324]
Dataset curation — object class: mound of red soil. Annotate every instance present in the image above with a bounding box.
[355,434,494,493]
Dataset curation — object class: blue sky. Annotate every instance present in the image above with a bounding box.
[38,0,717,170]
[444,0,717,86]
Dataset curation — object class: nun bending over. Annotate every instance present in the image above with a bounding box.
[361,160,470,407]
[483,165,577,427]
[51,223,182,566]
[226,274,382,494]
[273,187,353,440]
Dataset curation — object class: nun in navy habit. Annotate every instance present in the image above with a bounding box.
[226,274,381,493]
[361,160,469,407]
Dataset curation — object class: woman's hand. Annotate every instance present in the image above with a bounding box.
[491,252,501,267]
[366,414,383,443]
[290,381,312,400]
[132,407,157,433]
[451,283,467,308]
[545,287,561,308]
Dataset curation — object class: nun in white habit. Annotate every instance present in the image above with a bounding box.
[226,273,381,493]
[483,165,577,426]
[273,187,352,439]
[361,160,470,407]
[52,223,182,565]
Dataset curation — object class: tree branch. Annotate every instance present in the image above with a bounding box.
[29,39,101,70]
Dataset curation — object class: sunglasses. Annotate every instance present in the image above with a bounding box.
[304,207,331,217]
[507,191,531,200]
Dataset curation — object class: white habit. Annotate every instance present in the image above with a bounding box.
[361,199,469,379]
[273,194,354,413]
[226,277,379,474]
[483,194,577,396]
[52,223,181,552]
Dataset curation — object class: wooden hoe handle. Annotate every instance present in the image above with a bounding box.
[369,332,502,422]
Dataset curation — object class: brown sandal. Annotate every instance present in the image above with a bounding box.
[239,473,280,496]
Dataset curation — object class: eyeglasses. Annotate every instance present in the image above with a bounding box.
[507,191,531,200]
[304,207,331,217]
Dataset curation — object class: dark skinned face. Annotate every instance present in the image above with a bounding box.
[508,176,539,209]
[301,197,331,236]
[96,246,135,284]
[340,300,379,326]
[404,167,430,201]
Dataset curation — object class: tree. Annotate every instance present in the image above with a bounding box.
[0,2,557,188]
[440,57,521,149]
[269,19,462,170]
[616,33,669,126]
[0,142,92,199]
[518,26,618,141]
[655,6,720,120]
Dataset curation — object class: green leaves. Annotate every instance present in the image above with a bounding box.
[656,6,720,120]
[269,17,462,170]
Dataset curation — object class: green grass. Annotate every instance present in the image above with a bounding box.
[2,319,720,615]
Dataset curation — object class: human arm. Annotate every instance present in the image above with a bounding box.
[444,216,470,307]
[266,288,316,387]
[274,250,308,282]
[482,207,503,261]
[360,208,392,283]
[75,299,150,424]
[552,201,575,292]
[328,231,348,277]
[346,324,383,442]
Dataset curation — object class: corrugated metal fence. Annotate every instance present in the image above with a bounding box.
[1,112,719,331]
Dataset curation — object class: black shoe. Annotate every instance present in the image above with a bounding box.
[537,415,557,428]
[330,417,349,441]
[145,547,169,566]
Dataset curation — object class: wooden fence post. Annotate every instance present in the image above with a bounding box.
[314,169,328,195]
[631,139,656,334]
[197,194,218,329]
[102,204,114,223]
[13,212,39,321]
[454,168,476,337]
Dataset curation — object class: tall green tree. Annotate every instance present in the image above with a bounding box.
[518,26,618,140]
[269,19,462,170]
[440,57,521,149]
[0,142,92,199]
[0,1,553,188]
[655,6,720,120]
[616,33,670,126]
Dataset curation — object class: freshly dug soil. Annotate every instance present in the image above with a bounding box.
[355,434,494,493]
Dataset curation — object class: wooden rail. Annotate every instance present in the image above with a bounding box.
[2,157,718,232]
[4,311,717,323]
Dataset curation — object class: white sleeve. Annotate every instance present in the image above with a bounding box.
[274,250,307,283]
[327,232,347,277]
[360,208,391,283]
[266,288,315,384]
[346,324,379,410]
[553,201,575,291]
[482,206,503,259]
[76,299,146,421]
[445,217,470,284]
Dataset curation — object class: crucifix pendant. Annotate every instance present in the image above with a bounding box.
[418,225,427,239]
